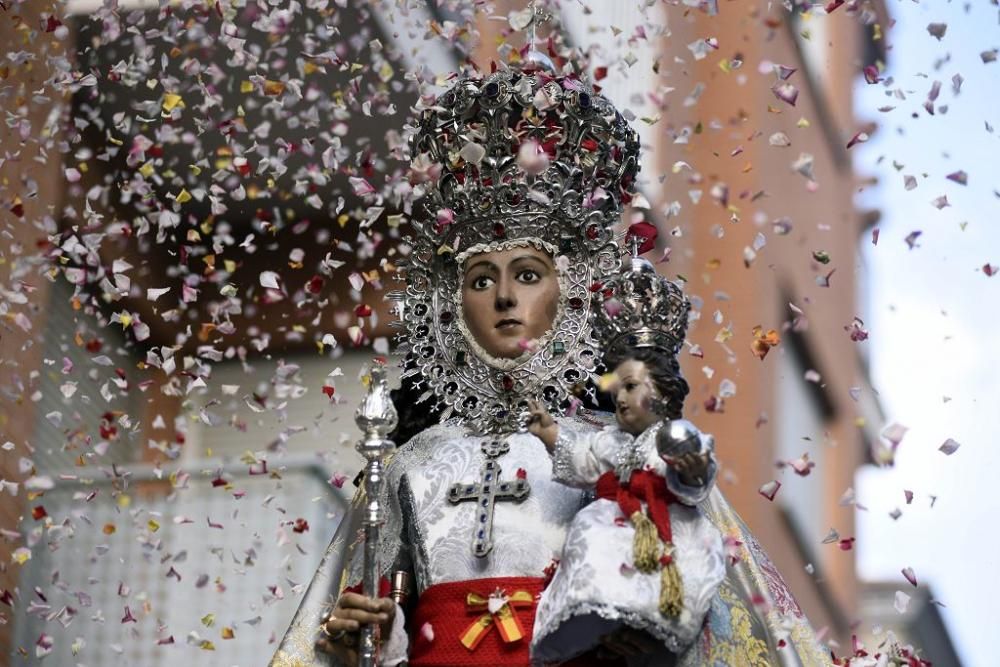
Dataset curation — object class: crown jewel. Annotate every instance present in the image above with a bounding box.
[593,256,691,358]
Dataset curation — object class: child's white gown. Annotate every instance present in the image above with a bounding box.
[531,420,726,666]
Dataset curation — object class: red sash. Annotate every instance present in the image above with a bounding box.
[595,469,677,546]
[408,576,619,667]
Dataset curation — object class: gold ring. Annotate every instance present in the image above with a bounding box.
[319,617,355,645]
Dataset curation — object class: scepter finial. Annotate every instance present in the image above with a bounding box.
[355,361,398,440]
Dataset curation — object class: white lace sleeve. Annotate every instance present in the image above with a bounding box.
[380,602,409,666]
[663,431,717,506]
[550,422,628,487]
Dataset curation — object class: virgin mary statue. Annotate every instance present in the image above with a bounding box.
[270,65,828,667]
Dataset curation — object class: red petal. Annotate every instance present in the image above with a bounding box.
[625,221,658,254]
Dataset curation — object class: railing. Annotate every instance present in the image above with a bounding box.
[10,457,350,666]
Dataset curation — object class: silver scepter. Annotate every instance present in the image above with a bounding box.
[354,361,398,667]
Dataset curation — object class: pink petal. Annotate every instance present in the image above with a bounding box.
[758,480,781,501]
[846,131,869,149]
[771,83,798,106]
[938,438,961,455]
[518,338,539,352]
[435,208,455,226]
[259,271,281,289]
[774,64,797,81]
[902,566,918,587]
[517,140,549,176]
[881,422,908,447]
[926,23,947,41]
[349,176,375,196]
[788,453,815,476]
[459,142,486,165]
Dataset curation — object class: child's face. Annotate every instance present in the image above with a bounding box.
[611,359,661,435]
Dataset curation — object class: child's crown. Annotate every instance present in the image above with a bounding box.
[593,256,691,357]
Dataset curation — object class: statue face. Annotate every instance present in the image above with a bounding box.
[611,359,662,435]
[460,246,560,360]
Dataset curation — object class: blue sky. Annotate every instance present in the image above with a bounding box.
[853,2,1000,666]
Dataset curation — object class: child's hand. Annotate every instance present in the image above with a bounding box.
[526,399,558,451]
[666,451,713,487]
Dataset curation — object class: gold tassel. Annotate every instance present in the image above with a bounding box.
[659,544,684,617]
[630,511,659,573]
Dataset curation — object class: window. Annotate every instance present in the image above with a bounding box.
[774,342,830,566]
[31,278,141,471]
[186,349,390,461]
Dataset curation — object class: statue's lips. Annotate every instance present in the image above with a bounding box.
[495,319,522,331]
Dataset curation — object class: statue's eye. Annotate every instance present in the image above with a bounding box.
[470,275,494,290]
[517,269,540,284]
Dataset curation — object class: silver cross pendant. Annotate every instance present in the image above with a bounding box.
[447,438,530,558]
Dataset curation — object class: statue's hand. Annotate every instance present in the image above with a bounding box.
[525,399,558,451]
[667,451,713,487]
[316,592,395,662]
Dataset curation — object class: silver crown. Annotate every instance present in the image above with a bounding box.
[407,66,640,259]
[593,256,691,358]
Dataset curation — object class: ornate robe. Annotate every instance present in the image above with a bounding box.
[270,412,828,666]
[532,421,726,663]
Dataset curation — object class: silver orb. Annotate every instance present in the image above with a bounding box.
[656,419,704,459]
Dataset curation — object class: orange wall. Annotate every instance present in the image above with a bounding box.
[0,1,70,653]
[656,3,866,639]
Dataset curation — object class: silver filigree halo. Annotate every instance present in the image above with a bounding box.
[592,256,692,359]
[392,65,641,434]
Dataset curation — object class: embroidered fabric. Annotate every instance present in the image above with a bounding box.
[268,416,829,667]
[344,421,468,591]
[614,423,658,482]
[534,599,684,654]
[531,422,727,663]
[345,419,594,592]
[550,428,579,484]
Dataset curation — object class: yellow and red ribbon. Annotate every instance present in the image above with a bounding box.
[459,589,534,651]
